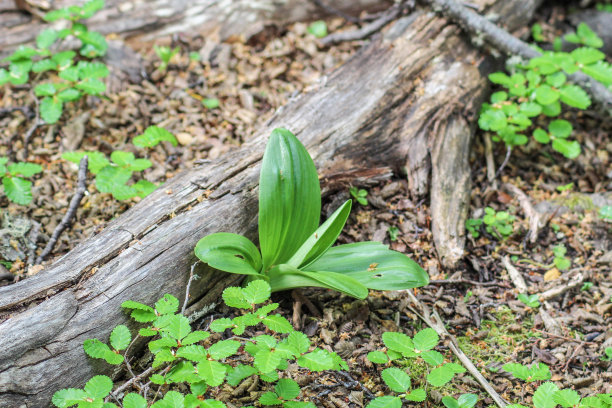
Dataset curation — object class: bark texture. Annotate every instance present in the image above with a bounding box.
[0,0,541,405]
[0,0,388,56]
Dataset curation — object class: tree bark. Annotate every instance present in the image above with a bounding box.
[0,0,389,56]
[0,1,541,405]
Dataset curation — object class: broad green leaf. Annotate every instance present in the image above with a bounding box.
[121,300,154,311]
[242,279,271,304]
[302,242,428,290]
[421,350,444,366]
[382,331,414,356]
[488,72,510,85]
[533,128,550,144]
[367,350,389,364]
[541,101,561,117]
[365,396,402,408]
[458,394,478,408]
[535,85,559,105]
[44,8,71,21]
[57,88,81,102]
[442,396,460,408]
[222,286,251,309]
[132,179,157,198]
[260,392,283,406]
[133,126,178,147]
[478,109,506,131]
[545,72,566,88]
[76,77,106,95]
[77,31,108,57]
[552,138,581,159]
[151,391,184,408]
[267,264,368,299]
[200,401,226,408]
[297,348,334,371]
[3,176,33,205]
[571,47,605,65]
[160,314,191,340]
[275,378,300,400]
[110,151,135,166]
[519,101,542,117]
[581,61,612,86]
[128,158,152,171]
[40,97,63,124]
[202,98,220,109]
[95,166,132,194]
[62,151,110,173]
[52,388,87,407]
[84,375,113,399]
[52,51,76,70]
[262,314,293,333]
[148,336,177,354]
[176,345,207,362]
[83,338,112,359]
[559,84,591,109]
[533,382,560,408]
[284,402,316,408]
[123,393,147,408]
[195,232,263,276]
[381,367,411,392]
[8,162,42,177]
[553,389,581,408]
[208,340,240,360]
[286,331,310,354]
[259,128,321,271]
[197,359,227,386]
[307,20,328,38]
[182,330,210,345]
[59,66,79,82]
[109,325,131,350]
[427,365,456,386]
[34,83,56,97]
[209,317,234,332]
[3,46,37,62]
[254,349,282,373]
[226,364,258,386]
[155,294,179,315]
[288,199,351,268]
[37,28,58,49]
[412,328,438,352]
[490,91,508,103]
[405,389,427,402]
[549,119,572,138]
[77,61,109,79]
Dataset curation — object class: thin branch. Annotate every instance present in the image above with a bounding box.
[23,92,42,158]
[539,271,584,302]
[494,146,512,179]
[502,255,528,293]
[107,366,154,400]
[426,0,612,113]
[182,261,199,314]
[503,183,542,244]
[429,279,510,287]
[321,3,404,45]
[36,156,88,264]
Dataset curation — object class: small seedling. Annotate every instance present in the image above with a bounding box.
[465,218,483,239]
[483,207,514,240]
[202,98,220,109]
[503,362,551,382]
[307,21,328,38]
[153,45,180,71]
[565,22,604,48]
[188,51,200,61]
[388,226,399,242]
[599,205,612,221]
[517,293,540,308]
[601,347,612,362]
[463,290,473,302]
[0,158,43,205]
[556,182,574,192]
[350,186,368,206]
[552,244,571,271]
[581,282,593,291]
[442,394,478,408]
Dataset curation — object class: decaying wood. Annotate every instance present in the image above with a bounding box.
[0,1,542,405]
[0,0,389,57]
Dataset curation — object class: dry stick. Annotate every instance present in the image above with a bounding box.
[494,146,512,179]
[36,156,88,264]
[503,183,542,244]
[106,366,154,402]
[429,278,510,287]
[483,133,496,184]
[533,328,596,345]
[426,0,612,113]
[539,270,584,302]
[502,256,528,293]
[404,291,508,408]
[22,91,42,159]
[182,261,199,314]
[321,2,403,45]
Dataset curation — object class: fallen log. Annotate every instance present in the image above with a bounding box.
[0,1,541,405]
[0,0,388,56]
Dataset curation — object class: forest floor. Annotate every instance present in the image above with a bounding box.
[0,4,611,408]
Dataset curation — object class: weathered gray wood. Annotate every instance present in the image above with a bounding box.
[0,0,388,57]
[0,1,542,405]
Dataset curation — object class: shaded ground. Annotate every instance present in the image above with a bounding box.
[0,5,611,408]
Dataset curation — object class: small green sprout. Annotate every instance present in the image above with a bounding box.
[552,244,571,271]
[517,293,540,308]
[388,226,399,242]
[153,45,180,71]
[202,98,220,109]
[581,282,593,291]
[350,186,368,206]
[307,21,328,38]
[483,207,514,240]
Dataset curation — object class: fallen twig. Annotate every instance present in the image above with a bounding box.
[494,146,512,179]
[539,270,584,302]
[533,328,596,345]
[502,256,528,293]
[429,279,510,287]
[426,0,612,113]
[36,156,88,264]
[405,291,508,408]
[483,133,496,184]
[23,92,42,158]
[182,261,199,314]
[321,2,404,45]
[503,183,542,244]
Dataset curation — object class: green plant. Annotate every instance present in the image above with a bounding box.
[552,244,571,271]
[502,362,551,382]
[599,205,612,221]
[601,347,612,362]
[202,98,220,109]
[483,207,514,239]
[366,328,466,407]
[153,45,180,71]
[53,280,342,407]
[194,128,428,299]
[62,126,177,200]
[307,21,328,38]
[581,282,593,291]
[517,293,540,308]
[0,0,108,124]
[465,218,483,239]
[349,186,368,206]
[388,226,399,242]
[479,23,612,159]
[0,158,43,205]
[442,394,478,408]
[596,3,612,12]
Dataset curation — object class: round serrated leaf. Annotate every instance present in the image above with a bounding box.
[552,138,581,159]
[133,126,178,147]
[406,388,427,402]
[275,378,300,400]
[208,339,241,360]
[365,396,402,408]
[287,331,310,354]
[262,314,293,333]
[533,128,550,144]
[197,359,227,387]
[76,77,106,95]
[297,348,333,371]
[35,83,56,97]
[412,328,438,352]
[52,388,87,407]
[242,279,271,304]
[57,88,81,102]
[427,365,455,387]
[110,325,131,350]
[533,382,559,408]
[260,391,283,406]
[458,393,478,408]
[382,331,414,355]
[222,286,251,309]
[381,367,411,392]
[95,166,132,194]
[155,294,179,315]
[519,101,542,117]
[367,350,389,364]
[535,85,559,105]
[548,119,572,138]
[201,401,227,408]
[37,28,58,49]
[122,393,147,408]
[3,176,33,205]
[442,396,460,408]
[40,96,63,124]
[8,162,42,177]
[559,84,590,109]
[84,375,113,399]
